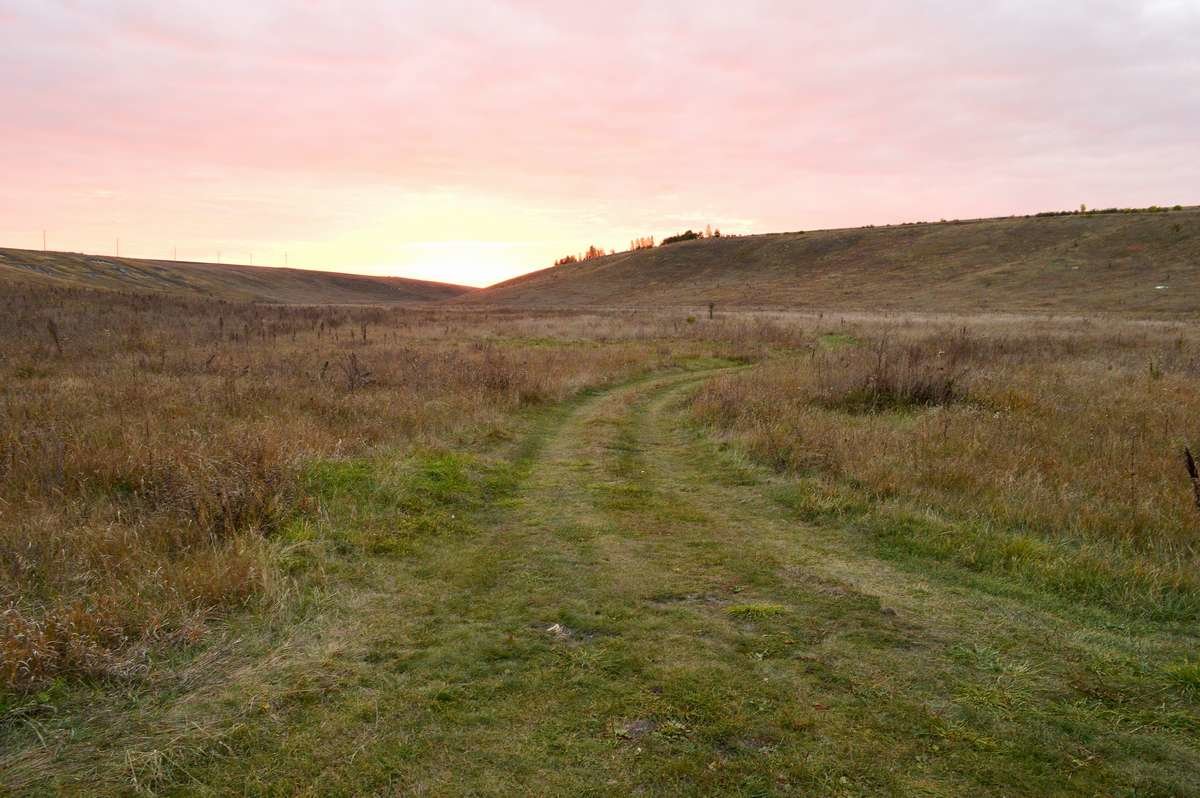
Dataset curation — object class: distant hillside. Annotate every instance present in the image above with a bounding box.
[464,208,1200,316]
[0,248,474,304]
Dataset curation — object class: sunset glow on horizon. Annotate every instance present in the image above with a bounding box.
[2,1,1198,287]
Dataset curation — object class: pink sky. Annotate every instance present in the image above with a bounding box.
[1,1,1197,286]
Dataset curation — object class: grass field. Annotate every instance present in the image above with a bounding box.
[2,278,1199,795]
[0,248,474,304]
[463,207,1200,315]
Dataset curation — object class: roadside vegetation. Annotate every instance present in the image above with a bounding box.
[0,288,590,690]
[0,284,786,694]
[692,320,1200,617]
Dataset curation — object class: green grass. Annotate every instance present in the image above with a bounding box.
[817,332,859,349]
[5,363,1198,795]
[765,476,1200,624]
[726,603,789,620]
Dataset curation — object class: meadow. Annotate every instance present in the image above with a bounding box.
[468,206,1200,315]
[0,283,715,691]
[692,317,1200,618]
[2,281,1199,795]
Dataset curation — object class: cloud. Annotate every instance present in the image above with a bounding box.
[1,0,1197,282]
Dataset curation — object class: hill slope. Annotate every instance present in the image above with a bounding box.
[465,208,1200,316]
[0,248,473,304]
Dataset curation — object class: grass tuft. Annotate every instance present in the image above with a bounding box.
[814,337,969,413]
[1165,660,1200,694]
[726,602,789,620]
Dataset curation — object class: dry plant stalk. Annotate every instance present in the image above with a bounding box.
[338,352,373,391]
[1185,447,1200,510]
[46,318,63,355]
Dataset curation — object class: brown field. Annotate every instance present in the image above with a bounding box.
[463,207,1200,315]
[5,281,1198,683]
[0,247,474,304]
[691,318,1200,616]
[0,282,763,691]
[3,257,1200,794]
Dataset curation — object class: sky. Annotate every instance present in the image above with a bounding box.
[1,1,1198,287]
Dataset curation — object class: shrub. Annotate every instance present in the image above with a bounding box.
[661,230,703,246]
[814,338,969,413]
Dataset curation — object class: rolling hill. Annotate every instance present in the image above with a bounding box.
[0,248,474,304]
[463,208,1200,316]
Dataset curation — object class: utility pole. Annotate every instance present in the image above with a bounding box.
[42,230,46,251]
[285,251,288,267]
[173,246,177,261]
[116,238,120,257]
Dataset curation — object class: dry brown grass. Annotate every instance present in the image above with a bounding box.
[463,207,1200,315]
[2,287,762,691]
[6,279,1199,693]
[692,317,1200,603]
[812,335,970,412]
[0,246,475,303]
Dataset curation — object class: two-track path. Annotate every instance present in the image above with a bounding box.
[11,364,1198,796]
